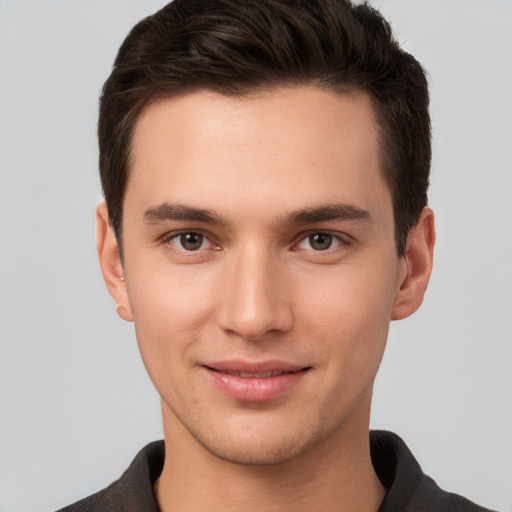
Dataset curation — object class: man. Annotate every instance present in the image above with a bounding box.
[59,0,494,510]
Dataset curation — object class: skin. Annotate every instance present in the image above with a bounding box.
[97,86,435,511]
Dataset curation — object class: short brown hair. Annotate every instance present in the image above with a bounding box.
[99,0,430,255]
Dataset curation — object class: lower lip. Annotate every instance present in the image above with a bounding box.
[205,368,309,402]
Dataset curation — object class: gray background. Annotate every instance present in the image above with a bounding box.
[1,1,511,511]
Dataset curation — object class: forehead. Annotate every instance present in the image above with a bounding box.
[127,86,389,222]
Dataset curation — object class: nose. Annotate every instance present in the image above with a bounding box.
[216,246,293,341]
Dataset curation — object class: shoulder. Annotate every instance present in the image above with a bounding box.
[55,441,164,512]
[411,475,496,512]
[371,431,496,512]
[56,481,122,512]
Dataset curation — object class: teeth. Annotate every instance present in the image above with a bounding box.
[241,371,270,378]
[218,370,289,378]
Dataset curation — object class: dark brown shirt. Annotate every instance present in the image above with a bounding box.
[57,431,496,511]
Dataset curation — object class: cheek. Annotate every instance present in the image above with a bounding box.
[300,262,398,365]
[126,265,219,372]
[129,262,218,323]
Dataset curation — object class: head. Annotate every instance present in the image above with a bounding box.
[99,0,431,258]
[96,0,435,468]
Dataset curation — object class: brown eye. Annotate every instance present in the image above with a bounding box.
[308,233,333,251]
[179,232,204,251]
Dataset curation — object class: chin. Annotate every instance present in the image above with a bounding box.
[184,414,324,467]
[199,434,315,467]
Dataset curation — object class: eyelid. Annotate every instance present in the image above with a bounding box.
[292,230,353,251]
[160,229,221,251]
[158,228,352,253]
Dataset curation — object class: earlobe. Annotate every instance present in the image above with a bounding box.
[96,202,133,322]
[391,207,435,321]
[116,303,132,322]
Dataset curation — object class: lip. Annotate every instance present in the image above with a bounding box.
[203,360,310,402]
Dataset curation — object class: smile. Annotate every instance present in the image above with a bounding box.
[203,362,310,401]
[214,369,297,378]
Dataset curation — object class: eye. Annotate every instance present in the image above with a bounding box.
[297,233,342,251]
[294,231,354,255]
[309,233,335,251]
[168,232,212,251]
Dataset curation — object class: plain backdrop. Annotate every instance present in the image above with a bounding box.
[1,1,511,511]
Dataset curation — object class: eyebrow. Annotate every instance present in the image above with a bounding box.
[143,203,228,226]
[280,202,373,226]
[143,202,372,227]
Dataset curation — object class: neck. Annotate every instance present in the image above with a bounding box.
[155,400,385,512]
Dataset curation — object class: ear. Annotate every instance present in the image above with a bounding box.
[391,207,435,321]
[96,201,133,322]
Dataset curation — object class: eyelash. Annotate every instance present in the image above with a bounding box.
[294,231,352,252]
[162,231,220,253]
[161,230,351,253]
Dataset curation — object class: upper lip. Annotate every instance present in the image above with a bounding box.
[203,360,308,374]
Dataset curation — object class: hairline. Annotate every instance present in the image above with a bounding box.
[114,81,402,260]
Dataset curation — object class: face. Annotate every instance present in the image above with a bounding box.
[99,86,431,466]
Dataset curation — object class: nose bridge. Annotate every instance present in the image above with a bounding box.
[218,242,292,340]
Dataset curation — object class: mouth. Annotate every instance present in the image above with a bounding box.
[206,368,302,378]
[202,361,311,401]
